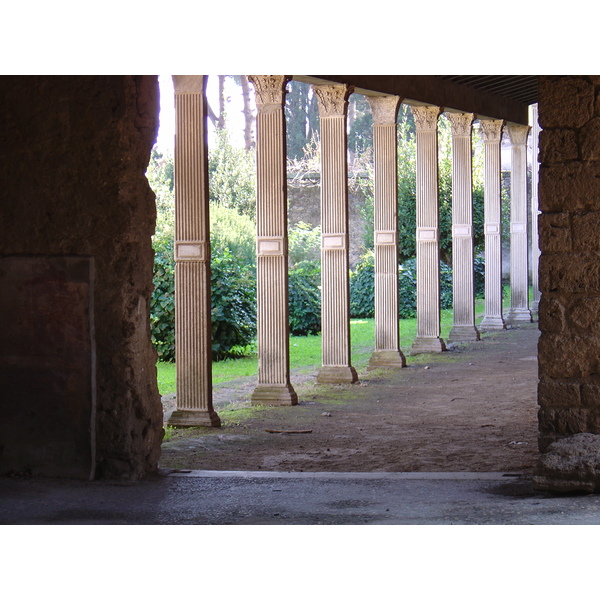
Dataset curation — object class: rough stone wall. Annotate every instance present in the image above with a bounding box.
[537,75,600,451]
[0,76,163,479]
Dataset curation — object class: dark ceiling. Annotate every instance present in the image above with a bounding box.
[298,75,538,124]
[434,75,538,106]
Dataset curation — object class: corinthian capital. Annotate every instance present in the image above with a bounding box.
[313,84,354,117]
[411,105,442,132]
[507,124,531,146]
[248,75,291,108]
[479,119,504,143]
[367,95,403,125]
[447,112,475,137]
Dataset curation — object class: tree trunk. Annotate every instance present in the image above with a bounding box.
[217,75,226,130]
[239,76,255,151]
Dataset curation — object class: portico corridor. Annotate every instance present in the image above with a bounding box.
[159,323,539,474]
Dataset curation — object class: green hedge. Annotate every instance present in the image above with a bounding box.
[350,253,485,320]
[150,234,176,361]
[288,260,321,336]
[349,251,375,318]
[210,249,257,360]
[150,241,257,363]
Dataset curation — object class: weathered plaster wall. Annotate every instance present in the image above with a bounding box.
[0,75,163,479]
[537,75,600,451]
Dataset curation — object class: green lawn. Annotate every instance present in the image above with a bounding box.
[156,298,487,396]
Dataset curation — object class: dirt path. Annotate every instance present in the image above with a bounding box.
[160,324,540,474]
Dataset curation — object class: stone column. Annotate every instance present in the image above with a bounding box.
[411,105,446,354]
[530,103,541,317]
[447,112,480,343]
[313,84,358,384]
[367,95,406,369]
[248,76,298,406]
[505,124,533,324]
[169,75,220,427]
[479,119,507,331]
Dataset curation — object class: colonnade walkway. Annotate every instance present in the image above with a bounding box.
[159,323,540,475]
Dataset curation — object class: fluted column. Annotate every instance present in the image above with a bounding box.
[530,103,541,317]
[479,119,507,331]
[505,124,533,324]
[411,105,446,354]
[313,84,358,384]
[169,75,220,427]
[248,75,297,406]
[367,95,406,369]
[447,112,480,343]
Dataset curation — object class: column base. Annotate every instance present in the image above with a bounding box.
[504,308,533,325]
[479,316,506,331]
[448,325,480,343]
[317,366,358,384]
[411,336,447,354]
[251,383,298,406]
[167,409,221,428]
[368,350,406,370]
[530,300,540,321]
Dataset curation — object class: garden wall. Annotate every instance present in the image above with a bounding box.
[288,180,368,268]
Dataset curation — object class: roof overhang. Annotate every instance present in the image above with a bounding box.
[294,75,536,125]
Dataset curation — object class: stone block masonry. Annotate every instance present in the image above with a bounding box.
[537,76,600,457]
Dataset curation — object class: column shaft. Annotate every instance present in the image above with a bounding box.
[505,124,533,324]
[479,119,506,331]
[248,76,297,406]
[368,96,406,369]
[169,75,220,427]
[411,105,446,354]
[530,104,541,316]
[314,85,358,384]
[447,112,480,343]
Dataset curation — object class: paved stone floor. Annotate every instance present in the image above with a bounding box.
[2,469,600,525]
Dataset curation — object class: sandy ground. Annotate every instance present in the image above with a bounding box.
[159,324,540,474]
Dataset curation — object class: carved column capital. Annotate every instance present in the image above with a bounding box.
[367,95,403,125]
[248,75,291,109]
[411,105,443,132]
[447,112,475,136]
[313,84,354,117]
[479,119,504,143]
[507,123,531,146]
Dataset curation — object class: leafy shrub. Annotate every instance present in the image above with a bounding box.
[349,252,455,320]
[398,258,454,319]
[439,260,453,310]
[211,248,257,360]
[473,255,485,299]
[288,260,321,336]
[151,232,176,361]
[210,203,256,268]
[350,251,375,318]
[208,128,256,219]
[148,140,259,363]
[288,221,321,267]
[398,258,417,319]
[150,242,257,362]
